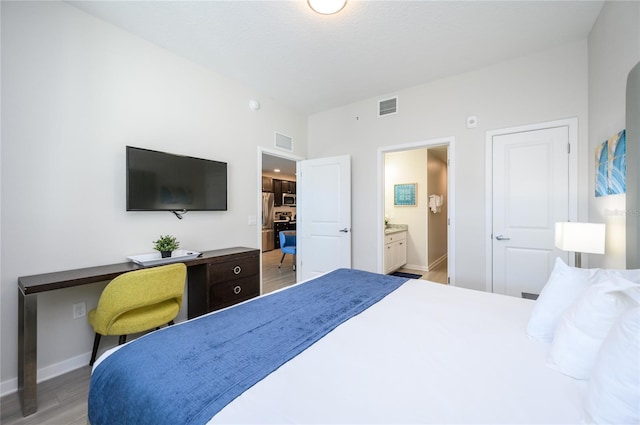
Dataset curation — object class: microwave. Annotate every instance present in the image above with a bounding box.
[283,193,296,206]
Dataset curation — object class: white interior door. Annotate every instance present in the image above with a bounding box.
[492,126,570,297]
[297,155,351,281]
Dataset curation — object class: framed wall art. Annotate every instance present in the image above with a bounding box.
[595,129,626,197]
[394,183,417,206]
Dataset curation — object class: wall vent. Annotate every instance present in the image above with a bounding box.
[378,97,398,117]
[274,132,293,151]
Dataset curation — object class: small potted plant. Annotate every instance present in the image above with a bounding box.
[153,234,180,258]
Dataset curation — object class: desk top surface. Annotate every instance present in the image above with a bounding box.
[19,247,259,294]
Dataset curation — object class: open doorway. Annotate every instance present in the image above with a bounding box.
[260,150,300,294]
[378,138,455,285]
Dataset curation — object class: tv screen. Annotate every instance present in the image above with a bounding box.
[126,146,227,211]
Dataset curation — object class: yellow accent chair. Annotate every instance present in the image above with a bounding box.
[88,262,187,365]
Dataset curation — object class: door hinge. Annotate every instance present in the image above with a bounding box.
[447,276,450,284]
[447,218,450,225]
[567,143,571,154]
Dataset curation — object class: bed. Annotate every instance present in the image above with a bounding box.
[87,265,640,425]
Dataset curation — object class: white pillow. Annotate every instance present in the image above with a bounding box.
[546,276,639,379]
[582,307,640,424]
[527,257,599,342]
[605,268,640,284]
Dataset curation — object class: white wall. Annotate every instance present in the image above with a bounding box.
[309,41,589,291]
[427,152,448,268]
[0,1,307,392]
[384,149,428,270]
[587,0,640,268]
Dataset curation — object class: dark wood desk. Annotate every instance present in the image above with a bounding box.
[17,246,259,416]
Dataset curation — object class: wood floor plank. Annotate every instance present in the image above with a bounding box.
[0,366,91,425]
[261,248,297,294]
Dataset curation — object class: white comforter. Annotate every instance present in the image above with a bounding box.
[209,279,586,424]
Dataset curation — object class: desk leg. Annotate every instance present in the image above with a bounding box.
[18,289,37,416]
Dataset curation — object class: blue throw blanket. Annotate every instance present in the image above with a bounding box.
[88,268,409,425]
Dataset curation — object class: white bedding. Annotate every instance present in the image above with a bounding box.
[208,279,586,424]
[95,278,587,424]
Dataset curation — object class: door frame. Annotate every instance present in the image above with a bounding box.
[377,136,456,284]
[484,118,578,293]
[257,147,305,293]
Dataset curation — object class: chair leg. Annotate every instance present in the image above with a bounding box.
[118,335,127,345]
[89,333,101,366]
[156,321,175,330]
[278,253,286,268]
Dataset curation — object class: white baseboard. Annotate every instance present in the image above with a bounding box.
[1,351,92,398]
[404,263,428,272]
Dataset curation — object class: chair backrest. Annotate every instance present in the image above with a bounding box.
[280,230,296,248]
[279,231,296,249]
[93,263,186,334]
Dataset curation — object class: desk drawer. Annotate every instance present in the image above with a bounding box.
[209,276,259,311]
[208,257,259,282]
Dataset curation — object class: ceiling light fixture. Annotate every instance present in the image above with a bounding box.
[308,0,347,15]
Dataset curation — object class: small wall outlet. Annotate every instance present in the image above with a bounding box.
[73,302,86,319]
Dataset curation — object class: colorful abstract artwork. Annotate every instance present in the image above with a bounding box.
[595,129,626,197]
[394,183,417,206]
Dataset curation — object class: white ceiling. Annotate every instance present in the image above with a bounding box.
[68,0,604,115]
[263,153,297,176]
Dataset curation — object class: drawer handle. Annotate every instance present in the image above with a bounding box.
[233,265,242,275]
[233,285,242,295]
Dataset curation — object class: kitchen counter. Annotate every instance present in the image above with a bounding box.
[384,224,408,235]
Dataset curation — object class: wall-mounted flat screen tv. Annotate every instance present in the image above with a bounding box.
[126,146,227,211]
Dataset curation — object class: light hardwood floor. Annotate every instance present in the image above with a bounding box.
[397,258,448,285]
[1,365,91,425]
[0,254,444,424]
[261,248,297,294]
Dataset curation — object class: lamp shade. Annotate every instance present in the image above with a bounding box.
[555,222,606,254]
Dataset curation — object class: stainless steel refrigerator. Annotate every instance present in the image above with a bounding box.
[262,192,274,251]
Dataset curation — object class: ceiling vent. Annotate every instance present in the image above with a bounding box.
[378,97,398,117]
[275,132,293,151]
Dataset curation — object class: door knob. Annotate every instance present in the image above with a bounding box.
[495,234,510,241]
[339,228,350,233]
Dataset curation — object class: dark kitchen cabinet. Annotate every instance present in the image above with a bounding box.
[274,180,282,206]
[273,179,296,206]
[261,176,273,192]
[274,221,296,249]
[281,180,296,194]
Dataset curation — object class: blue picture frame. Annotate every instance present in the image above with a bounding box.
[394,183,417,206]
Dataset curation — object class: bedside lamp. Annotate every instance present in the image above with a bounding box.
[555,222,605,268]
